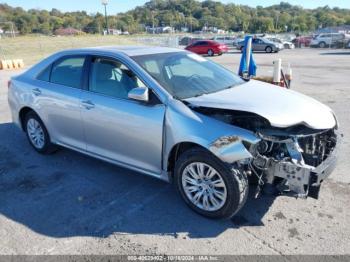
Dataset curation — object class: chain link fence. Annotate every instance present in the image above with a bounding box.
[0,34,182,66]
[133,35,179,48]
[0,32,349,67]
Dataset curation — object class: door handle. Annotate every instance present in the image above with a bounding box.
[32,88,41,96]
[81,100,95,110]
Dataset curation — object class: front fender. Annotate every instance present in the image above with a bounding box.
[163,99,260,168]
[209,135,254,163]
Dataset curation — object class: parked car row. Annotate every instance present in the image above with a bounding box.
[292,33,350,48]
[309,33,350,48]
[184,37,283,56]
[180,32,350,56]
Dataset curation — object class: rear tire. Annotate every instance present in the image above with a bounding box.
[24,111,57,154]
[207,49,214,56]
[174,147,249,219]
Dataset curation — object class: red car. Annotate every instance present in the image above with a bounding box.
[185,40,228,56]
[292,36,313,47]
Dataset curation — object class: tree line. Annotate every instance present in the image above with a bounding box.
[0,0,350,35]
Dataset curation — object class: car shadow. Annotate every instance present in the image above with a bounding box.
[320,51,350,55]
[0,122,276,239]
[225,50,280,55]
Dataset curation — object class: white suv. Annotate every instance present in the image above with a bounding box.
[310,33,345,48]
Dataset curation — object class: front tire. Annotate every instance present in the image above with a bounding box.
[24,111,57,154]
[174,148,249,219]
[319,42,326,48]
[265,46,273,53]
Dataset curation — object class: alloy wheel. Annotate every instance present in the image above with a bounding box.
[27,118,45,149]
[319,42,326,48]
[182,162,227,211]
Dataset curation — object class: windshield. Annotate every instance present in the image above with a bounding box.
[132,52,244,99]
[261,38,273,44]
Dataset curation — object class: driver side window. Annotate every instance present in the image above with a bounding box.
[89,57,145,99]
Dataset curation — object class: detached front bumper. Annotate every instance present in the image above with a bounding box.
[268,144,337,199]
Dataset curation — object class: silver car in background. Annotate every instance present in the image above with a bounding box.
[267,37,295,49]
[237,37,281,53]
[8,46,338,219]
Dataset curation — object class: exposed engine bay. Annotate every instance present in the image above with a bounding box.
[192,106,338,199]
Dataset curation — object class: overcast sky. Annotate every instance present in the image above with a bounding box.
[2,0,350,14]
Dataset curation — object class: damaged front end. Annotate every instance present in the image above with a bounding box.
[194,107,339,199]
[250,127,338,198]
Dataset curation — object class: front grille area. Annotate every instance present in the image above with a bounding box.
[297,128,337,167]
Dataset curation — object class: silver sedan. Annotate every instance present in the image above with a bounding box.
[8,46,338,219]
[237,37,280,53]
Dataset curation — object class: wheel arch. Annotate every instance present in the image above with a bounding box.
[166,136,254,178]
[19,106,38,131]
[319,41,326,47]
[167,142,207,175]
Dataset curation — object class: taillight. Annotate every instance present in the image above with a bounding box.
[7,80,11,89]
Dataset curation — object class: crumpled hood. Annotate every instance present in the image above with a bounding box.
[184,79,336,129]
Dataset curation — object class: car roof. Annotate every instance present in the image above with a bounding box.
[68,45,185,57]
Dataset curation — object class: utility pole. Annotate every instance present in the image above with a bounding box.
[275,13,279,32]
[152,11,155,34]
[101,0,109,35]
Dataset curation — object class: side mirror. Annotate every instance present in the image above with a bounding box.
[128,87,149,102]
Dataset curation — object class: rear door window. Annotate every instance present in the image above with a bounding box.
[50,57,85,88]
[37,65,51,82]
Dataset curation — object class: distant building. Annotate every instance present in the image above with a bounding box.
[180,27,189,33]
[315,25,350,34]
[55,27,84,36]
[0,27,19,37]
[146,26,174,34]
[202,26,226,34]
[106,29,122,35]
